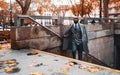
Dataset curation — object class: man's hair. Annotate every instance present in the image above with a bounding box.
[73,17,79,21]
[73,16,79,20]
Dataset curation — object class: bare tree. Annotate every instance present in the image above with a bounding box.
[16,0,31,15]
[16,0,31,25]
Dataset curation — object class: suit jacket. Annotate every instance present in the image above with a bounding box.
[62,23,89,54]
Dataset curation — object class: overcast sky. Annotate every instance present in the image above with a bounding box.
[6,0,15,3]
[5,0,80,5]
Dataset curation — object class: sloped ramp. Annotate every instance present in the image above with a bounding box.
[0,48,120,75]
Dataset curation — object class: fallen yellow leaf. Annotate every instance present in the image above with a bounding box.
[66,62,74,66]
[4,67,13,72]
[79,65,87,69]
[96,66,103,69]
[4,51,12,54]
[65,62,74,68]
[60,67,69,73]
[8,63,17,67]
[88,67,99,72]
[27,51,40,55]
[32,51,39,55]
[4,59,16,64]
[30,72,43,75]
[0,46,2,50]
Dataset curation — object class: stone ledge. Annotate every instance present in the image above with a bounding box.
[11,26,60,41]
[115,29,120,34]
[115,23,120,29]
[11,37,61,50]
[88,29,113,40]
[86,24,103,32]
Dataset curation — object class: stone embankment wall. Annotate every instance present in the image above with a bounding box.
[11,23,115,66]
[11,26,61,50]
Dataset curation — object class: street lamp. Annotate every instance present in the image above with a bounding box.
[9,0,13,26]
[99,0,102,22]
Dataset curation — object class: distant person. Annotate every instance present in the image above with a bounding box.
[62,17,89,60]
[91,19,96,24]
[80,19,84,24]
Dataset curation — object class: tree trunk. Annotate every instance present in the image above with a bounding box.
[21,8,28,26]
[16,0,31,26]
[81,0,84,17]
[103,0,110,23]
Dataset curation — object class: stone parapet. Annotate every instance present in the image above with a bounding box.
[11,23,116,66]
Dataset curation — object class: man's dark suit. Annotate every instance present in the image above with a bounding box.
[62,23,89,60]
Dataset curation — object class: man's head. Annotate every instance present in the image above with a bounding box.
[73,17,79,24]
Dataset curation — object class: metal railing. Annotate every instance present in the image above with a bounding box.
[14,15,120,27]
[85,53,112,68]
[14,15,62,39]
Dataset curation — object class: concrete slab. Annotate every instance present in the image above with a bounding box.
[0,49,120,75]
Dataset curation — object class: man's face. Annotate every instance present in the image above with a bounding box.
[74,18,79,24]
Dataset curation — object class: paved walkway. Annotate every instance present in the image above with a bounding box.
[0,49,120,75]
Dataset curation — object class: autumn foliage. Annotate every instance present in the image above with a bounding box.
[0,30,10,40]
[0,0,8,9]
[0,0,120,25]
[70,0,99,17]
[70,0,120,18]
[71,3,93,17]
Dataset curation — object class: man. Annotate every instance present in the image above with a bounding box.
[62,17,89,60]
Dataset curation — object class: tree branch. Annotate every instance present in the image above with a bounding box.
[16,0,24,9]
[23,0,31,14]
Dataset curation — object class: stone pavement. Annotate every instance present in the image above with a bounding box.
[0,49,120,75]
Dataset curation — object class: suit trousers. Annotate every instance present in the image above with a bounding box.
[72,42,83,60]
